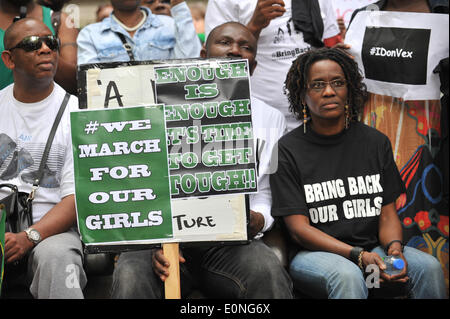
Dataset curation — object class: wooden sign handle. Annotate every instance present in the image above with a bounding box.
[163,243,181,299]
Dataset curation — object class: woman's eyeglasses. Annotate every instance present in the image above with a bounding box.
[7,35,60,52]
[307,79,347,92]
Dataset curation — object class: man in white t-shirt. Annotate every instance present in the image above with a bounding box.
[0,18,85,298]
[205,0,341,131]
[111,22,292,299]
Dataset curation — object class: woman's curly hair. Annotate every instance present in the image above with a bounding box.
[284,47,368,122]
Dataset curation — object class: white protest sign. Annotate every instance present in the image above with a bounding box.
[332,0,377,26]
[346,11,449,100]
[171,195,247,242]
[85,64,156,108]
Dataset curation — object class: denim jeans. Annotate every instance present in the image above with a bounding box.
[289,246,447,299]
[111,240,293,299]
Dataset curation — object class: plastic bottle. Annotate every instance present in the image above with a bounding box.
[383,256,405,276]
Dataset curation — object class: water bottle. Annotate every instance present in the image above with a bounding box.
[383,255,405,276]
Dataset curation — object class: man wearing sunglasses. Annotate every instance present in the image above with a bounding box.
[77,0,201,64]
[0,0,79,94]
[0,18,86,299]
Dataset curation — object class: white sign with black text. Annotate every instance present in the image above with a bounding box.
[346,11,449,100]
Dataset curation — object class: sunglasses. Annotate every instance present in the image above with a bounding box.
[145,0,171,4]
[7,35,60,52]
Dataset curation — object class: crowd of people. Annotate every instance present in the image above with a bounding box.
[0,0,448,299]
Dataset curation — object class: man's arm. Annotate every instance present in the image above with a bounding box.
[77,26,100,65]
[249,172,274,239]
[246,0,286,40]
[205,0,286,40]
[4,194,77,263]
[249,107,287,239]
[170,0,202,58]
[54,11,79,94]
[319,0,343,47]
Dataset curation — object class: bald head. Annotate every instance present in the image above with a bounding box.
[205,22,258,55]
[1,17,58,89]
[203,22,258,75]
[3,18,52,50]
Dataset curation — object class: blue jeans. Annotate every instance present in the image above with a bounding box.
[111,240,293,299]
[289,246,447,299]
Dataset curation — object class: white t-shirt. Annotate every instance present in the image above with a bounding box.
[205,0,340,131]
[0,83,78,224]
[250,96,286,238]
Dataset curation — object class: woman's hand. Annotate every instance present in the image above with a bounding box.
[362,250,408,283]
[361,251,385,271]
[382,250,409,283]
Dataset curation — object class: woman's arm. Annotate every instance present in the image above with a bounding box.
[284,214,385,270]
[378,202,409,282]
[284,214,353,257]
[54,12,79,94]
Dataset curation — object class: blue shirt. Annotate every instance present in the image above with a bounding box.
[77,4,201,65]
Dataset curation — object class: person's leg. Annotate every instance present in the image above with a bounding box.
[372,246,447,299]
[186,240,293,299]
[111,249,163,299]
[404,247,447,299]
[28,229,86,299]
[289,250,368,299]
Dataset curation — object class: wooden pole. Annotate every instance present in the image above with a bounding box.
[163,242,181,299]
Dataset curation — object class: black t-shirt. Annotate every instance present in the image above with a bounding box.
[270,122,406,251]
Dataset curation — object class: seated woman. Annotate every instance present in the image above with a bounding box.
[270,47,447,299]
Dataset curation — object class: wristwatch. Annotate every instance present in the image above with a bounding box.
[24,227,42,246]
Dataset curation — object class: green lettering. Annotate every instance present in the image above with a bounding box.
[155,68,175,84]
[205,102,219,119]
[185,84,199,99]
[218,101,233,117]
[190,103,205,119]
[170,175,181,195]
[211,171,227,191]
[230,62,248,78]
[181,174,196,194]
[198,83,219,98]
[216,63,230,80]
[181,152,198,169]
[233,99,251,116]
[171,66,187,82]
[186,67,201,81]
[227,170,246,189]
[196,172,211,193]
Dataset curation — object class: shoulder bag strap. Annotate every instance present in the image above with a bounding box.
[29,92,71,199]
[116,32,135,61]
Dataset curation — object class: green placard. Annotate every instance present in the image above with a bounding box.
[71,105,173,245]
